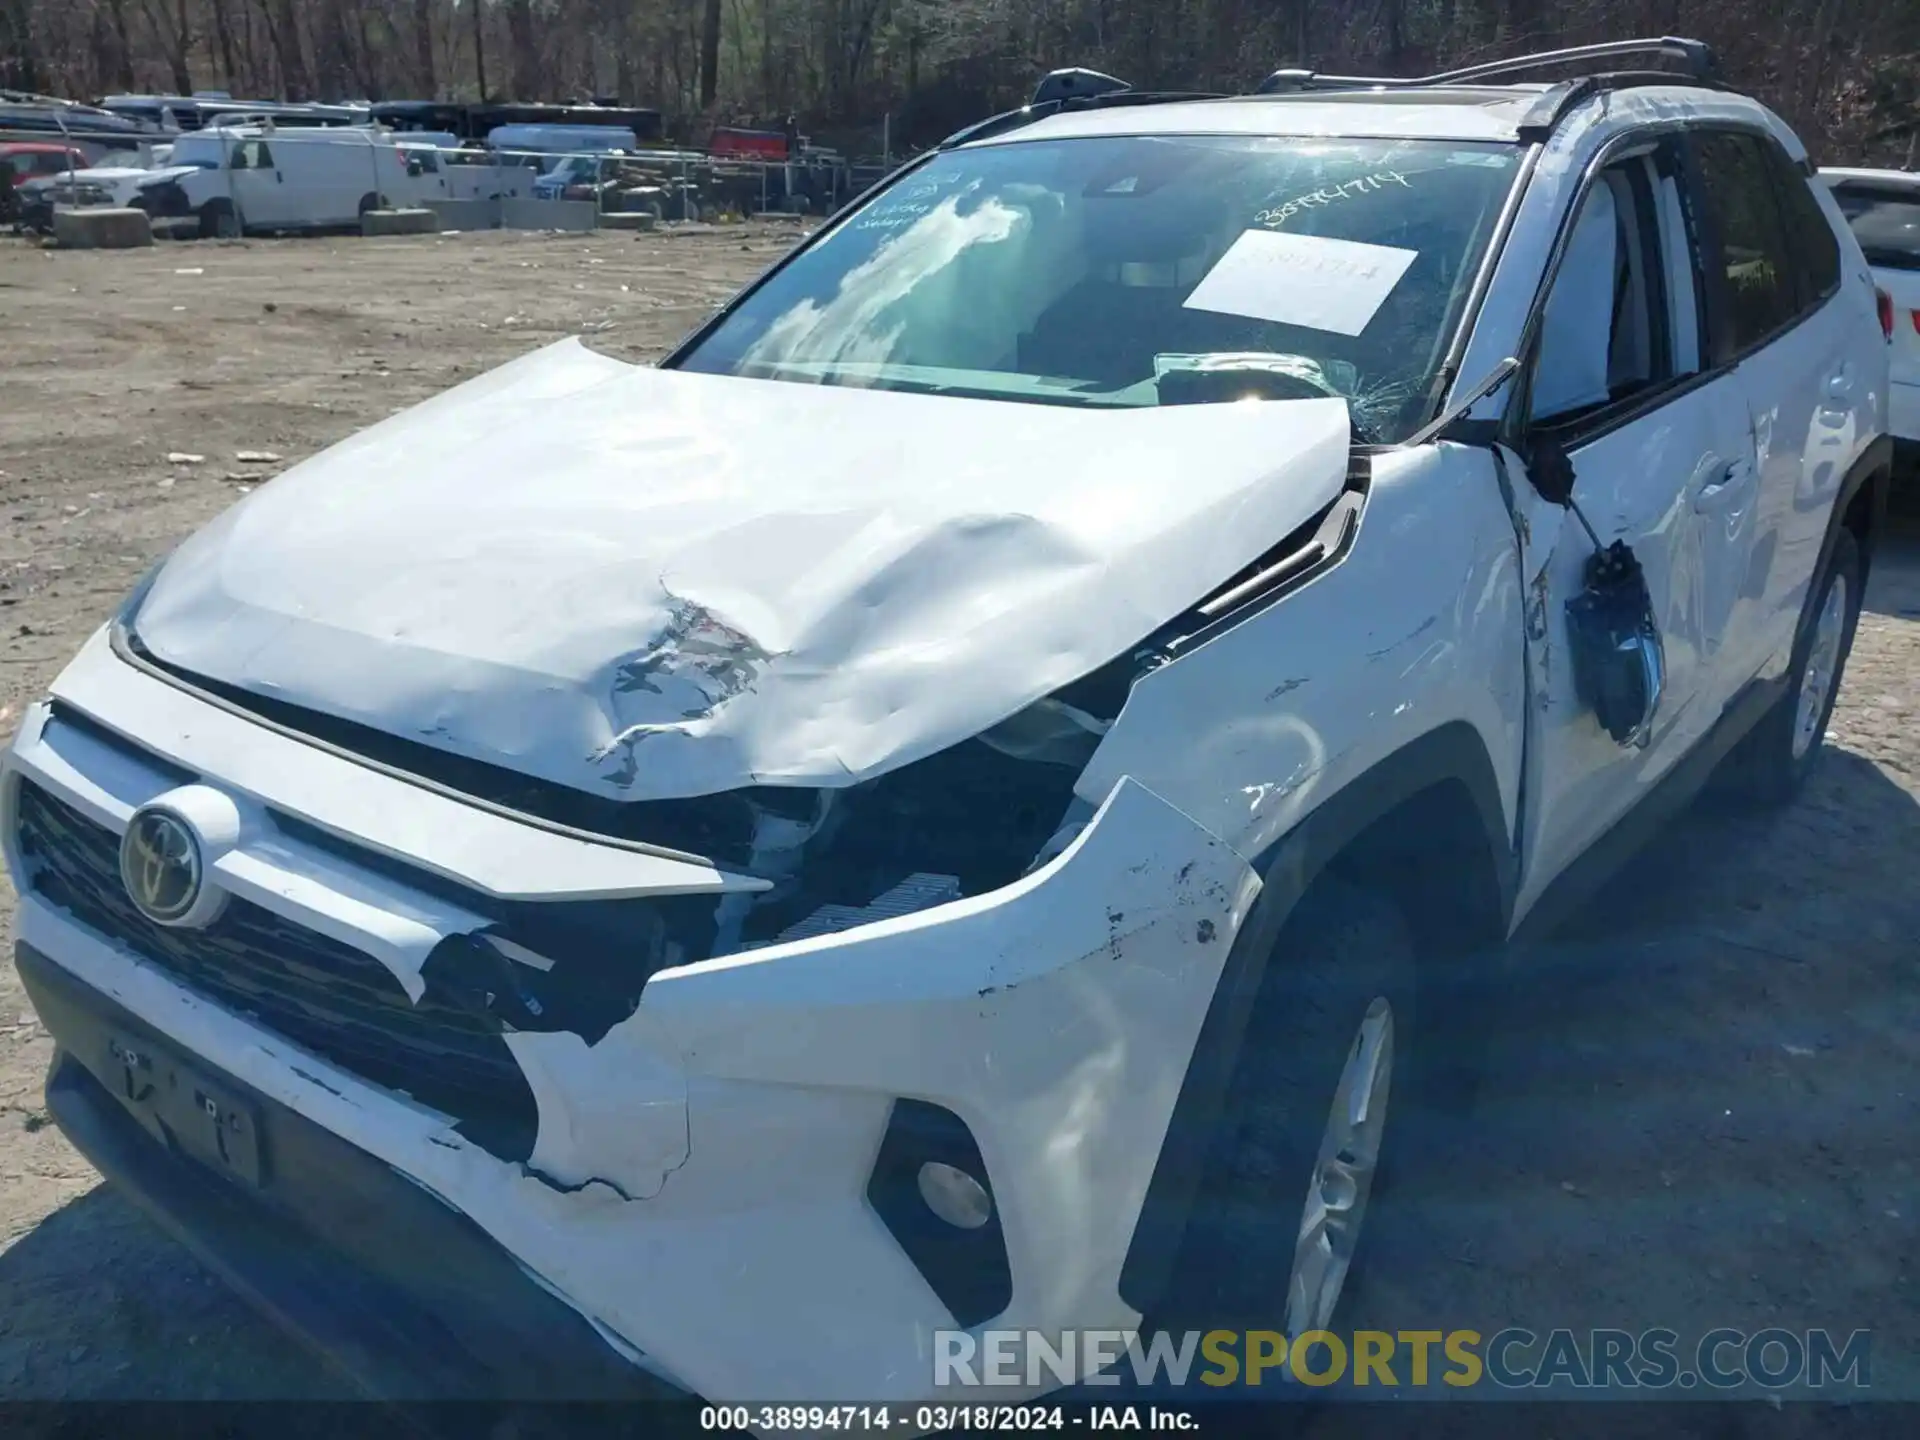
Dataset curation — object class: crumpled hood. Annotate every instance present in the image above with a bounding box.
[132,338,1350,802]
[128,165,200,186]
[22,165,183,191]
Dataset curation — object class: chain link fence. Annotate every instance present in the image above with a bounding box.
[503,147,889,225]
[7,125,901,239]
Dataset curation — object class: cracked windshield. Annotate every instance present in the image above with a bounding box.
[676,135,1520,441]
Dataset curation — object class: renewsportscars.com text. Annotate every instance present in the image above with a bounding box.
[934,1327,1872,1391]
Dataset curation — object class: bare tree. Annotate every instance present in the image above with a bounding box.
[261,0,313,97]
[208,0,240,87]
[700,0,721,107]
[471,0,489,98]
[141,0,197,94]
[503,0,536,97]
[2,0,1916,165]
[412,0,435,92]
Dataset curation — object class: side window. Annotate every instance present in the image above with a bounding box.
[1692,131,1800,355]
[1763,143,1841,308]
[1829,182,1920,272]
[1530,154,1688,427]
[252,141,275,170]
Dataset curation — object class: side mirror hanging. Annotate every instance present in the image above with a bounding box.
[1538,439,1663,750]
[1566,541,1665,749]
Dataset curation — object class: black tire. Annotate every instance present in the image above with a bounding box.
[1719,528,1863,807]
[197,199,239,240]
[358,192,388,215]
[1152,875,1419,1351]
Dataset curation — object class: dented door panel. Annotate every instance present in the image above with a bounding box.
[1503,371,1757,921]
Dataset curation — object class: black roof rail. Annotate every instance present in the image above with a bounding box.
[938,104,1059,150]
[1256,35,1719,95]
[1512,67,1736,139]
[939,78,1227,150]
[1256,69,1402,95]
[1423,36,1718,85]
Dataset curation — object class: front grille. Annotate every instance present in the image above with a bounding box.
[14,780,536,1158]
[138,182,190,218]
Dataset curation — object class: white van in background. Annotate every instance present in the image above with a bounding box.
[133,125,420,237]
[486,123,641,159]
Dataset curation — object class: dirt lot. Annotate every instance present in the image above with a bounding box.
[0,225,1916,1413]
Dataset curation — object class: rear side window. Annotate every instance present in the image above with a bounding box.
[1693,131,1800,356]
[1830,182,1920,272]
[1765,147,1841,306]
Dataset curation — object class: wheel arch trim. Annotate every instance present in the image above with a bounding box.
[1115,718,1513,1312]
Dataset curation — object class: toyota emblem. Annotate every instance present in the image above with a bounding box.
[119,808,203,925]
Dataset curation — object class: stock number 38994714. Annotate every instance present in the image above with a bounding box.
[701,1404,1071,1432]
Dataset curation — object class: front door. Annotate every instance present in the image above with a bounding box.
[1507,140,1764,919]
[227,138,289,229]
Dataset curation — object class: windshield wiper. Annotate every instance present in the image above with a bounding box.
[745,363,1125,408]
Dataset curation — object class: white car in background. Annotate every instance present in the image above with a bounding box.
[1821,168,1920,471]
[12,163,189,230]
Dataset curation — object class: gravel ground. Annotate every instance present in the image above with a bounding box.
[0,225,1915,1416]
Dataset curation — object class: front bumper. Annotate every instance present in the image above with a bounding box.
[2,629,1260,1404]
[18,939,673,1404]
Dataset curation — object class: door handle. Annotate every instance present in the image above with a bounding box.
[1693,458,1754,513]
[1824,365,1854,402]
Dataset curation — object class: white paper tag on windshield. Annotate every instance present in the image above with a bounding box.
[1182,229,1419,337]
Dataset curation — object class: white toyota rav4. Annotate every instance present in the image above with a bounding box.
[0,38,1892,1412]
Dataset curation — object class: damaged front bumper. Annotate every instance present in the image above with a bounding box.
[1,630,1260,1405]
[17,939,676,1404]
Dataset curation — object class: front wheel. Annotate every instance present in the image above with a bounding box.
[1720,528,1863,807]
[197,199,240,240]
[1153,875,1419,1350]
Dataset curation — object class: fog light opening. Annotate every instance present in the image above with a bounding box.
[917,1160,992,1230]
